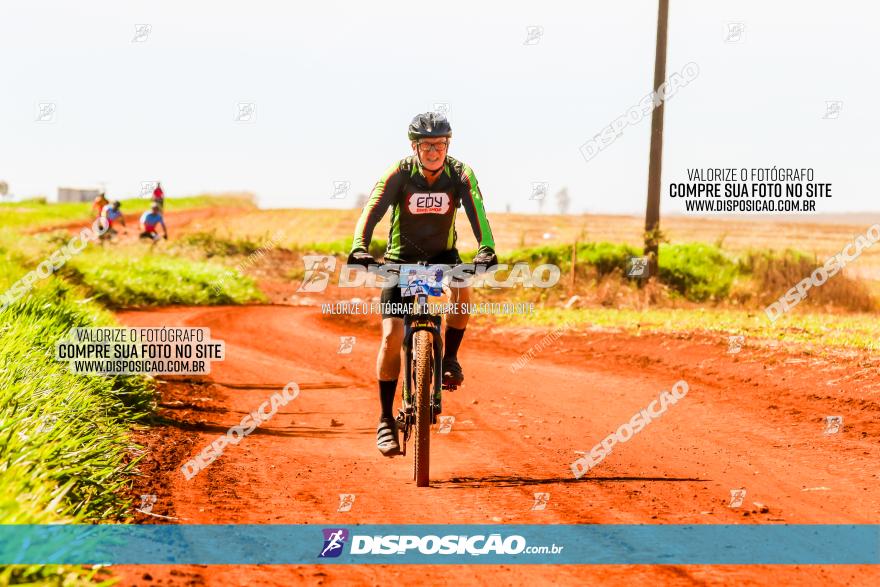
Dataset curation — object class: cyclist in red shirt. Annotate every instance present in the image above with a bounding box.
[151,182,165,211]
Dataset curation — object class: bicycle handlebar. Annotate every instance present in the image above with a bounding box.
[366,261,477,275]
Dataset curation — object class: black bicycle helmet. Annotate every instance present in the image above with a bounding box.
[408,112,452,141]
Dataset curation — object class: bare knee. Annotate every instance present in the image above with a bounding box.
[448,284,471,329]
[377,318,404,380]
[380,319,404,351]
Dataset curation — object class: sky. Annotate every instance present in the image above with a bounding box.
[1,0,877,215]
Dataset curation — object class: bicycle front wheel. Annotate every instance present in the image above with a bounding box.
[412,329,433,487]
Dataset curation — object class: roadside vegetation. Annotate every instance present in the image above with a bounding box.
[283,237,877,351]
[65,248,263,308]
[484,305,880,352]
[0,195,253,584]
[0,266,152,583]
[288,237,874,311]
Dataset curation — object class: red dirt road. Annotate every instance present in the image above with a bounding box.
[112,304,880,586]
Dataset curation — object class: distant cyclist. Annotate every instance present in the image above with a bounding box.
[92,192,109,219]
[139,202,168,244]
[151,182,165,211]
[347,112,497,456]
[100,200,126,239]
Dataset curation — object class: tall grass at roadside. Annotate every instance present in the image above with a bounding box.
[499,241,737,302]
[495,240,871,309]
[0,196,260,584]
[736,249,876,312]
[0,280,154,584]
[283,237,874,310]
[66,248,264,308]
[176,229,276,258]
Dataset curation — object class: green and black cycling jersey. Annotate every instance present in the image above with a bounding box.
[351,155,495,263]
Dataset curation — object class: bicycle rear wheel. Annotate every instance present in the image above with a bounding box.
[412,330,433,487]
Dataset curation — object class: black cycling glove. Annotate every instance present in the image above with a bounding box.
[472,246,498,268]
[347,248,376,268]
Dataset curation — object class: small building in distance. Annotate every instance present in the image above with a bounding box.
[57,187,101,203]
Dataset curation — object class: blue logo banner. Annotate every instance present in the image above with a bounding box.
[0,524,877,565]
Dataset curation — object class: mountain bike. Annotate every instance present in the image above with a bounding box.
[377,263,463,487]
[139,230,167,249]
[98,224,125,244]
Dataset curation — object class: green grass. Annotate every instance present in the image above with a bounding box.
[501,241,644,278]
[0,195,265,310]
[0,200,94,231]
[296,237,387,259]
[500,241,735,301]
[0,279,154,584]
[66,248,264,308]
[0,195,259,583]
[497,240,870,306]
[177,229,277,258]
[657,243,738,302]
[482,305,880,351]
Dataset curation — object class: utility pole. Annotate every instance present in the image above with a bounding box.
[644,0,669,277]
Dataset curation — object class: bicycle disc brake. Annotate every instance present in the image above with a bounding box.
[396,403,414,455]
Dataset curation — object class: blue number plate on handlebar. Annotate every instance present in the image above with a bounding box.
[399,265,445,297]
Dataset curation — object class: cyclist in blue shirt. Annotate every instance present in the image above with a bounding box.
[100,201,127,240]
[139,203,167,243]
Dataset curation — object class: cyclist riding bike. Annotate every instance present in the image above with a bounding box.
[151,182,165,211]
[139,202,168,243]
[100,200,127,239]
[347,112,498,456]
[92,192,109,219]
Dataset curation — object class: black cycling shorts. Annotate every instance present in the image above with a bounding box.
[380,248,463,319]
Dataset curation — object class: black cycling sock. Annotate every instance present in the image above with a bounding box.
[444,326,466,360]
[379,379,397,419]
